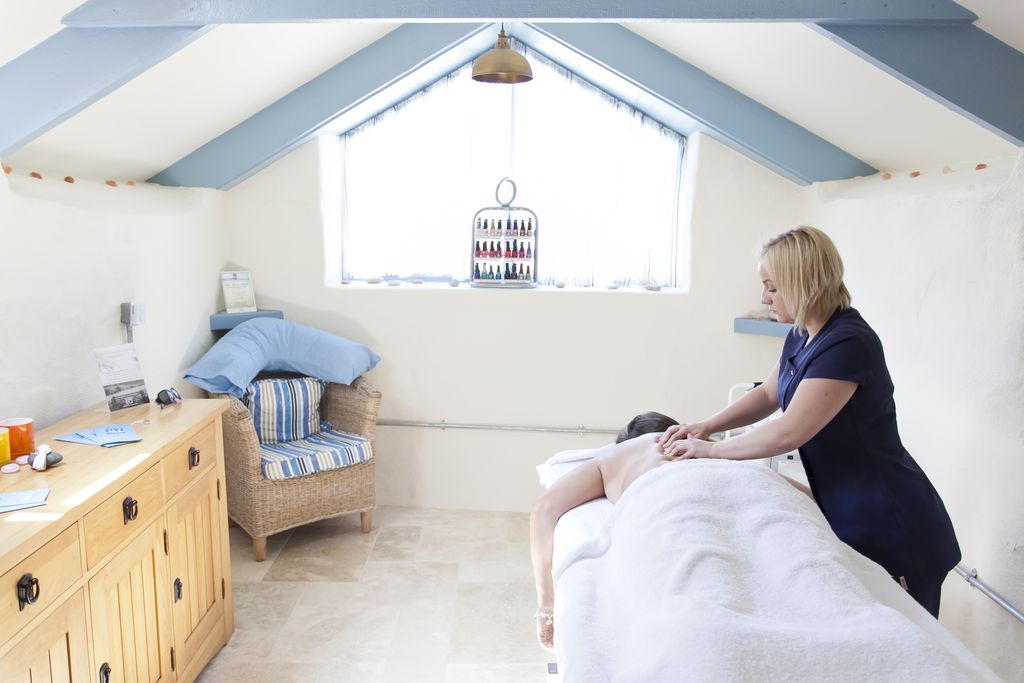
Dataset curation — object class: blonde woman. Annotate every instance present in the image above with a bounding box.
[659,226,960,618]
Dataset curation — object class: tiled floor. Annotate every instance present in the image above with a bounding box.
[197,506,550,683]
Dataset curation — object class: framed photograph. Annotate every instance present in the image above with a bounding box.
[221,270,257,313]
[94,343,151,412]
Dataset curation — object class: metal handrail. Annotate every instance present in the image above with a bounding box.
[954,563,1024,624]
[377,418,619,436]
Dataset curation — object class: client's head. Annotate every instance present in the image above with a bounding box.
[616,411,679,443]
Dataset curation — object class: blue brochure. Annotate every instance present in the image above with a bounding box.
[56,424,142,448]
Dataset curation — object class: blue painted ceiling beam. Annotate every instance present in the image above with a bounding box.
[149,21,874,189]
[149,24,495,189]
[63,0,977,26]
[0,26,210,158]
[520,23,875,184]
[815,23,1024,146]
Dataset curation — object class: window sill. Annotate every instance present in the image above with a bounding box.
[330,280,685,294]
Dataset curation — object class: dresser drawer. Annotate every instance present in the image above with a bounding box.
[164,422,216,500]
[0,523,82,644]
[83,464,164,569]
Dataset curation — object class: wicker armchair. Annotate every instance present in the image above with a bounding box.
[214,377,382,561]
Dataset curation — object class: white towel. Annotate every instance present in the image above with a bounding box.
[552,459,1001,683]
[536,447,603,489]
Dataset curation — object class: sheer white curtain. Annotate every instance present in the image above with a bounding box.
[341,49,685,287]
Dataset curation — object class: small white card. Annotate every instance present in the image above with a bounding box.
[95,343,151,411]
[221,271,257,313]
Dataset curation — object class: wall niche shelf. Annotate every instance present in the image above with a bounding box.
[733,317,792,338]
[210,309,283,332]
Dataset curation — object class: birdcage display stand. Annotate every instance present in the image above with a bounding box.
[470,177,538,288]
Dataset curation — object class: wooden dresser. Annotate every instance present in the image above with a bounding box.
[0,399,232,683]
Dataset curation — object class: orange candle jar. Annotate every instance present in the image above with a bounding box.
[0,418,35,456]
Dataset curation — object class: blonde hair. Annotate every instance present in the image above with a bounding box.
[760,226,851,334]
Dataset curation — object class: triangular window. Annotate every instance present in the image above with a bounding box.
[340,45,686,289]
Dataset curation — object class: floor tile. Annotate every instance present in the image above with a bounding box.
[201,506,550,683]
[449,582,550,665]
[232,581,306,632]
[228,526,294,582]
[369,525,421,561]
[445,663,550,683]
[264,523,377,582]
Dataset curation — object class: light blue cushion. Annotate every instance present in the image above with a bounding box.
[243,377,325,444]
[260,429,373,480]
[184,318,380,397]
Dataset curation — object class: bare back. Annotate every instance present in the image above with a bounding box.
[597,432,671,503]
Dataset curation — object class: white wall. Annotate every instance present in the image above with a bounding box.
[224,133,802,512]
[0,172,225,426]
[802,153,1024,679]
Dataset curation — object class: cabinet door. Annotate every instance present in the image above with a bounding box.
[167,469,225,669]
[0,589,91,683]
[89,523,173,683]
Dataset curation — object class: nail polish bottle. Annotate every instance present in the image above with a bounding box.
[526,243,532,259]
[473,263,480,279]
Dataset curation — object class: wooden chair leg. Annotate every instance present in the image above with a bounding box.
[252,536,268,562]
[360,511,372,534]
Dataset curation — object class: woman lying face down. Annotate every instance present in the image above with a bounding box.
[530,412,679,651]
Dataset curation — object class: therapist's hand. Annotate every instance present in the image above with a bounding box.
[658,422,713,448]
[662,436,714,460]
[659,438,716,458]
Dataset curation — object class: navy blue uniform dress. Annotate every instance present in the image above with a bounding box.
[777,307,960,617]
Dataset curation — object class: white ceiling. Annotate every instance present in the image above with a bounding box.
[624,22,1017,172]
[2,20,397,180]
[957,0,1024,53]
[1,2,1021,183]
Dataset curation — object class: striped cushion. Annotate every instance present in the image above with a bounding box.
[259,429,373,481]
[243,377,324,444]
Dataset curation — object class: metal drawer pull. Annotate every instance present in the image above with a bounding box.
[99,662,112,683]
[188,446,201,470]
[122,496,139,524]
[16,573,40,611]
[174,578,183,602]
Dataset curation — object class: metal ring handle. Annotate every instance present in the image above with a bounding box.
[188,447,201,470]
[123,496,139,524]
[17,573,40,611]
[495,177,517,207]
[99,663,112,683]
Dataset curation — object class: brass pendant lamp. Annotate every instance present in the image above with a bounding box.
[472,24,533,84]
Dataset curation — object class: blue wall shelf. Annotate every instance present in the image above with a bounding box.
[209,309,283,331]
[734,317,792,338]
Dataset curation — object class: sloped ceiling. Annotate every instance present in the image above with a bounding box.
[624,22,1016,171]
[2,21,396,181]
[1,2,1021,185]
